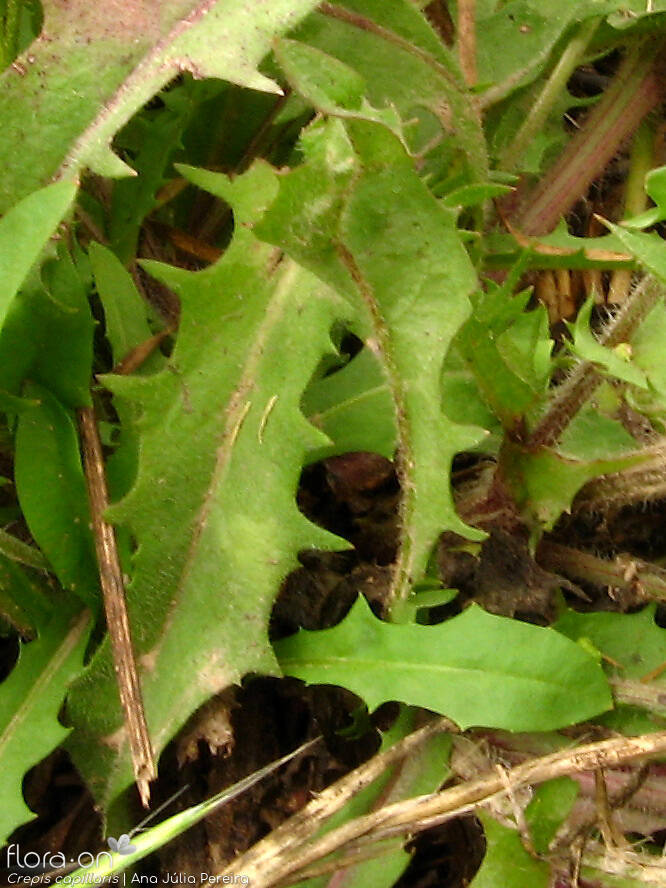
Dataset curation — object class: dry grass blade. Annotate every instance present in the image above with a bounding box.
[78,405,156,805]
[216,716,457,885]
[220,727,666,887]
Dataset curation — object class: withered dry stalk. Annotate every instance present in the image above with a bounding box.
[217,722,666,888]
[78,405,156,806]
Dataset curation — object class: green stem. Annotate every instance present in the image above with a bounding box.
[608,120,654,302]
[500,17,601,173]
[623,119,654,219]
[518,37,664,236]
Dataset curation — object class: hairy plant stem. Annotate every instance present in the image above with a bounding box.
[528,275,664,449]
[537,539,666,604]
[574,439,666,511]
[500,17,601,173]
[517,37,665,236]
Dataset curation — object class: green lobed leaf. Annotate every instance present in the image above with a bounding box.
[289,0,487,179]
[555,605,666,733]
[0,0,325,213]
[257,118,485,615]
[66,162,351,808]
[486,214,636,272]
[275,596,613,732]
[558,407,638,460]
[608,223,666,282]
[14,384,99,608]
[276,38,366,112]
[443,286,552,436]
[274,37,406,140]
[0,606,90,844]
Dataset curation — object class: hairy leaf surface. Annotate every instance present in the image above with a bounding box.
[289,0,487,179]
[0,0,323,213]
[257,119,484,614]
[67,164,350,807]
[276,597,612,731]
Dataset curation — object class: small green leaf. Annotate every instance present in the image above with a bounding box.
[0,606,90,844]
[622,164,666,229]
[0,247,95,409]
[302,347,397,460]
[526,777,579,856]
[470,814,549,888]
[275,38,406,140]
[276,596,612,731]
[555,604,666,680]
[558,407,637,460]
[89,242,157,367]
[568,298,648,389]
[0,180,76,331]
[608,223,666,282]
[555,605,666,733]
[14,384,99,608]
[0,529,48,572]
[501,440,645,530]
[276,38,366,112]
